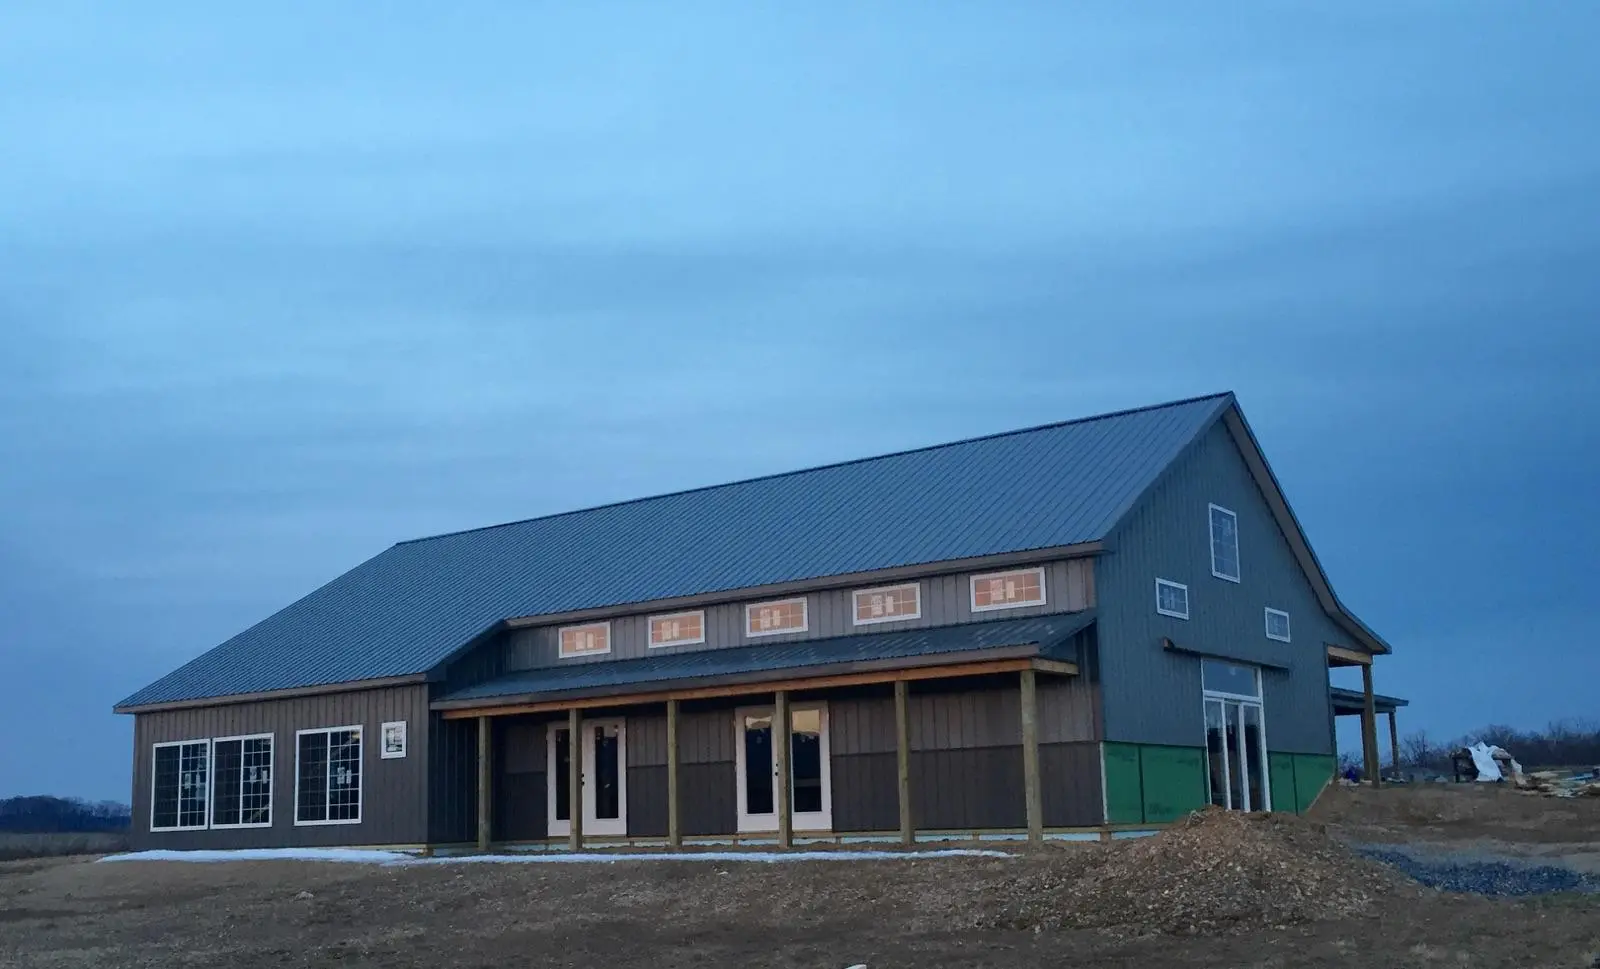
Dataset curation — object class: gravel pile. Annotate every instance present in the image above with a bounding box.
[1353,847,1600,897]
[982,809,1407,936]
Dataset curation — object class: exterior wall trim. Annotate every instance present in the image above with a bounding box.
[116,675,430,715]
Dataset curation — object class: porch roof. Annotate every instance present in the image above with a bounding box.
[1329,686,1410,716]
[432,611,1094,711]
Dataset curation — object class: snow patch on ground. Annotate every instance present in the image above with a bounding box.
[99,847,1009,865]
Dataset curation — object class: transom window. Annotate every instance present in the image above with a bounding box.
[1209,504,1240,582]
[649,611,706,648]
[1201,659,1260,698]
[559,622,612,658]
[211,735,273,828]
[852,583,921,625]
[1265,608,1292,643]
[747,598,808,637]
[1155,579,1190,619]
[151,740,210,831]
[296,727,362,825]
[970,567,1047,612]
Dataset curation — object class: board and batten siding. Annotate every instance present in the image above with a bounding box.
[1094,420,1340,754]
[500,558,1095,671]
[129,685,431,851]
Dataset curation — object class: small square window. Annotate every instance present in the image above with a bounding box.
[1265,608,1291,643]
[1209,504,1240,582]
[1156,579,1189,619]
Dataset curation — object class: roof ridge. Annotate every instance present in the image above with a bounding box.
[397,392,1236,547]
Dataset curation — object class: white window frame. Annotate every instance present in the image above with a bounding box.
[208,733,274,830]
[647,610,707,648]
[1264,607,1292,643]
[380,721,408,759]
[969,566,1048,613]
[1155,578,1190,620]
[557,621,612,659]
[294,726,363,827]
[851,583,922,626]
[1209,503,1241,583]
[149,739,212,832]
[745,597,809,638]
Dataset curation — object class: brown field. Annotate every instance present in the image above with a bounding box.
[0,832,128,862]
[1,786,1596,969]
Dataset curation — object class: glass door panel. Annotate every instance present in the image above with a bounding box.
[547,720,628,837]
[736,704,832,833]
[1241,704,1266,812]
[1224,700,1246,812]
[1204,700,1230,808]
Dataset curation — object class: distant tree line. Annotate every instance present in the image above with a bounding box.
[0,796,132,833]
[1394,719,1600,771]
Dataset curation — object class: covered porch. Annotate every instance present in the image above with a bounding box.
[1326,645,1408,785]
[432,614,1097,851]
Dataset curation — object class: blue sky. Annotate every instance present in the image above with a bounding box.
[2,3,1597,800]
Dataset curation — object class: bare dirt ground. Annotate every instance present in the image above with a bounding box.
[2,786,1596,969]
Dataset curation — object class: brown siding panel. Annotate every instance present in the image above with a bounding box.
[679,762,737,835]
[830,753,899,832]
[130,685,431,851]
[911,748,1026,830]
[430,714,477,844]
[494,771,547,841]
[1040,742,1104,827]
[627,765,669,837]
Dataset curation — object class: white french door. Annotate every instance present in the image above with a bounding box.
[735,703,832,833]
[547,719,627,837]
[1204,697,1269,812]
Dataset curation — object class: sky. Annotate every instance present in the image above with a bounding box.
[2,3,1597,801]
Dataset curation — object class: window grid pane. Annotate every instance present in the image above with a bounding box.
[297,733,329,823]
[1211,507,1240,580]
[212,740,243,826]
[328,730,361,821]
[241,738,273,824]
[152,745,180,829]
[177,742,208,828]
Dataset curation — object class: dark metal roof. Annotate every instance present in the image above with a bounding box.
[1329,687,1410,715]
[436,612,1095,706]
[118,394,1231,708]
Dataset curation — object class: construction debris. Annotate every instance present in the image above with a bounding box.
[1512,768,1600,798]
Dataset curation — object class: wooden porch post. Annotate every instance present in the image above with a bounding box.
[568,707,583,850]
[666,698,681,849]
[476,716,492,852]
[1361,663,1380,788]
[774,690,792,848]
[1020,669,1042,843]
[894,679,913,846]
[1388,709,1401,781]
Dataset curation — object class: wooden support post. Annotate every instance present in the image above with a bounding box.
[1388,710,1401,781]
[476,716,491,853]
[774,690,792,849]
[1020,669,1042,843]
[1361,664,1380,788]
[894,679,912,846]
[568,707,583,850]
[666,698,681,849]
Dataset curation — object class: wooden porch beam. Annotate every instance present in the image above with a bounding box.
[441,657,1077,720]
[666,698,681,849]
[1020,669,1042,843]
[1327,644,1373,667]
[894,679,912,846]
[775,690,792,849]
[476,716,491,852]
[568,707,583,850]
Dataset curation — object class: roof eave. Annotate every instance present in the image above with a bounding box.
[113,673,430,715]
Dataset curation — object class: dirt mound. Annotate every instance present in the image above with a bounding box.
[985,809,1409,936]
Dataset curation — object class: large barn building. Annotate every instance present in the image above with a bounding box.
[115,393,1398,851]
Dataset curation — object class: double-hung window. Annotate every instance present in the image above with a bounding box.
[1209,504,1240,582]
[1265,608,1292,643]
[151,740,211,831]
[296,727,362,825]
[211,735,274,827]
[1156,579,1190,619]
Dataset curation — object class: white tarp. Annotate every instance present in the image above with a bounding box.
[1465,742,1522,783]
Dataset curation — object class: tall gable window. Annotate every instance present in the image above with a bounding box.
[211,735,273,828]
[649,611,706,648]
[747,598,807,637]
[1265,608,1291,643]
[151,740,210,831]
[559,622,612,658]
[852,583,921,626]
[1209,504,1240,582]
[296,727,362,825]
[970,567,1047,612]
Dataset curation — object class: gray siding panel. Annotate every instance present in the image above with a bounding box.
[912,748,1025,830]
[830,753,899,832]
[680,763,737,836]
[627,766,669,837]
[1095,422,1337,754]
[130,685,431,851]
[1040,742,1104,827]
[494,771,546,841]
[429,714,477,844]
[500,559,1095,671]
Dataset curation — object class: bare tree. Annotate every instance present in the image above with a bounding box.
[1400,730,1443,769]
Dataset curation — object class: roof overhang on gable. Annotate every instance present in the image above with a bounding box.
[1218,404,1393,657]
